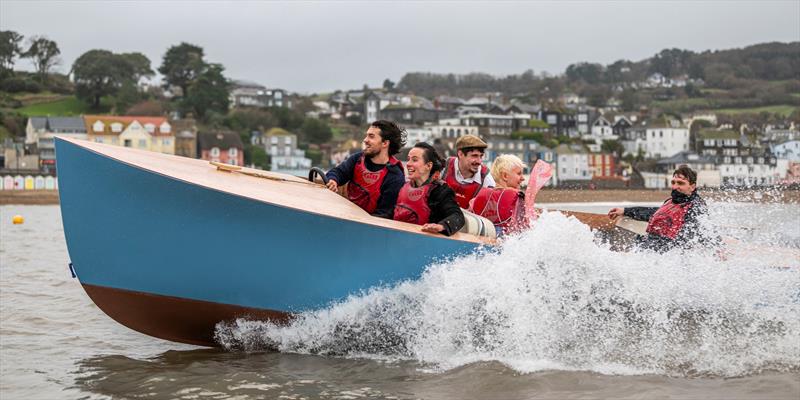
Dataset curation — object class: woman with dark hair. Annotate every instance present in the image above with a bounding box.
[394,142,465,236]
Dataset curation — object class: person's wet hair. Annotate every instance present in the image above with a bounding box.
[371,120,407,156]
[413,142,445,174]
[673,165,697,185]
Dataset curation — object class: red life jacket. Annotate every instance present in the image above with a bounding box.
[443,156,489,209]
[393,181,435,225]
[347,154,402,214]
[646,199,693,239]
[470,187,528,233]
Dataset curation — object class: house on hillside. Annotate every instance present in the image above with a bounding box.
[554,144,591,185]
[771,140,800,162]
[171,117,198,158]
[197,131,244,166]
[263,127,311,176]
[460,114,515,136]
[434,95,465,111]
[25,116,87,173]
[379,104,439,126]
[641,115,689,159]
[84,115,175,155]
[229,80,290,108]
[364,91,393,123]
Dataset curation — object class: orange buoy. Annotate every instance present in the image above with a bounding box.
[12,215,24,224]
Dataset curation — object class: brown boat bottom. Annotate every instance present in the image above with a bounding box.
[82,284,292,347]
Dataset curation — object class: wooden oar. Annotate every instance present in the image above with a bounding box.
[548,208,618,232]
[209,161,324,187]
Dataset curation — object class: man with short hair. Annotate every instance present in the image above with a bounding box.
[608,165,715,252]
[442,135,496,209]
[326,120,406,219]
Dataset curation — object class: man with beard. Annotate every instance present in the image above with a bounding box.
[608,165,716,252]
[442,135,495,209]
[325,120,406,219]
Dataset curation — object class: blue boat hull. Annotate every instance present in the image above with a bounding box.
[56,138,481,346]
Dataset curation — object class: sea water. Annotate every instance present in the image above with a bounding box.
[2,203,799,399]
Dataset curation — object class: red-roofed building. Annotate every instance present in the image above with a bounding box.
[83,115,175,154]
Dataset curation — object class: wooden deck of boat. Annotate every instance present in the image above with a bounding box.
[58,137,496,245]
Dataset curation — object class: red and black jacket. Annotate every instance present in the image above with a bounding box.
[393,180,465,236]
[443,156,490,209]
[623,191,715,251]
[325,151,405,218]
[469,187,529,234]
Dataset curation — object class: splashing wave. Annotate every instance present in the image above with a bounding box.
[216,207,800,377]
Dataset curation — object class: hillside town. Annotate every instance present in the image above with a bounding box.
[1,38,798,191]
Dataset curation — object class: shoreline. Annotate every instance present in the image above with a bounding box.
[2,189,798,205]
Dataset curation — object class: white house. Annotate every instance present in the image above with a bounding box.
[771,140,800,162]
[554,144,591,184]
[263,128,311,176]
[642,115,689,159]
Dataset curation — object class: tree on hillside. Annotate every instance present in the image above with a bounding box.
[0,30,24,74]
[382,78,395,91]
[159,42,205,96]
[301,118,332,144]
[23,36,60,83]
[601,140,625,157]
[566,62,604,84]
[120,52,154,82]
[181,63,229,119]
[225,108,277,132]
[649,48,694,78]
[72,50,135,108]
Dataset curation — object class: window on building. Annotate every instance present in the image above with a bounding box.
[284,136,291,145]
[271,136,278,144]
[93,121,105,132]
[111,123,123,133]
[145,123,156,133]
[229,147,238,157]
[138,139,147,148]
[211,147,220,157]
[163,139,171,146]
[160,122,171,133]
[124,139,131,147]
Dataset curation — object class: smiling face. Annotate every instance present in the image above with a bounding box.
[501,165,525,190]
[457,149,485,177]
[671,173,696,196]
[406,147,432,185]
[362,126,387,157]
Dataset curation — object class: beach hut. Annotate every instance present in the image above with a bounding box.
[45,176,55,190]
[34,176,45,190]
[3,176,13,190]
[24,176,35,190]
[13,175,24,190]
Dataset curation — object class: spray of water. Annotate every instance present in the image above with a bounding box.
[215,204,800,377]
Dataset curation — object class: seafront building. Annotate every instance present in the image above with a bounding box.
[83,115,176,155]
[25,116,87,173]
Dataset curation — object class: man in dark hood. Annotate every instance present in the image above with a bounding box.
[608,165,717,252]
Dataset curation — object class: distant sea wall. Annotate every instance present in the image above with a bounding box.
[2,187,798,206]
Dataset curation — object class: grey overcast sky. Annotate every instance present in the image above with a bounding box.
[2,0,799,94]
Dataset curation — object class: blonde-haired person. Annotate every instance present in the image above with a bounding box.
[469,154,529,235]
